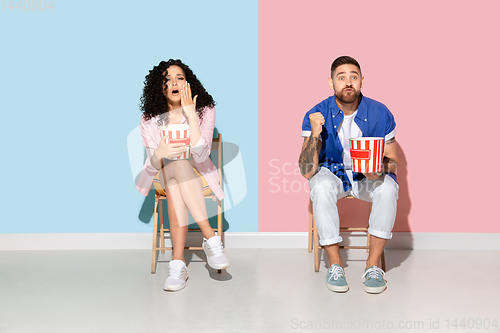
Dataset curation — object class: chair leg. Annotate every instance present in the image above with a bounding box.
[313,217,320,272]
[218,199,223,245]
[159,198,165,254]
[308,200,313,253]
[367,232,371,253]
[217,199,223,274]
[152,197,160,274]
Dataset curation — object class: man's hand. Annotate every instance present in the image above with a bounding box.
[309,112,325,136]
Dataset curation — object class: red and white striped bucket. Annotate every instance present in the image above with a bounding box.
[159,124,191,160]
[349,137,384,173]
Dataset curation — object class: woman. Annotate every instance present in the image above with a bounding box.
[137,59,229,291]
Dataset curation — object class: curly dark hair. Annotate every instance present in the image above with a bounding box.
[140,59,216,125]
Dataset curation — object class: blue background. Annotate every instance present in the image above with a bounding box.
[0,0,258,233]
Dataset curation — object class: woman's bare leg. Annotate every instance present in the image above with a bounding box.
[160,160,215,240]
[165,181,188,262]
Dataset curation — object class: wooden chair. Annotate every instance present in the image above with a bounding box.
[308,196,386,272]
[151,134,224,274]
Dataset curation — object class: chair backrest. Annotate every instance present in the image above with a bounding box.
[211,134,222,190]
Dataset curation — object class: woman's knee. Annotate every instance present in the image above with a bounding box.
[162,160,194,180]
[169,159,192,172]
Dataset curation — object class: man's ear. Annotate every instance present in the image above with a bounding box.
[328,77,334,90]
[361,76,364,89]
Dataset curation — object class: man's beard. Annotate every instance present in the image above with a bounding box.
[335,88,360,104]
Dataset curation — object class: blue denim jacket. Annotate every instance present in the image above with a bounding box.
[302,94,396,191]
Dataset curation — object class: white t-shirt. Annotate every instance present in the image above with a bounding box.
[338,111,362,170]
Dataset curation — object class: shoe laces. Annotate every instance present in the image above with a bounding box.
[362,266,385,280]
[168,264,188,279]
[207,239,224,257]
[327,265,345,282]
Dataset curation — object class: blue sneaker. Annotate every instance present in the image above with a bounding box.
[326,264,349,292]
[362,266,386,294]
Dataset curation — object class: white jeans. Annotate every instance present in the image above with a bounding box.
[309,167,399,246]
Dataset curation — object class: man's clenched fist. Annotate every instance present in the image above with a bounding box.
[309,112,325,136]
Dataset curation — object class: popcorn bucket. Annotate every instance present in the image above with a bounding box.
[349,137,384,173]
[159,124,191,160]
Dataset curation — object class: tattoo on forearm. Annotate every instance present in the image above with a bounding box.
[299,136,319,176]
[385,137,396,145]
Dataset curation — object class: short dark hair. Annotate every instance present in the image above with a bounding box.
[331,56,361,77]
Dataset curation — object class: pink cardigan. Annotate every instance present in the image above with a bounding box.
[135,107,224,201]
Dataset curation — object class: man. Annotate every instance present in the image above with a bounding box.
[298,56,399,294]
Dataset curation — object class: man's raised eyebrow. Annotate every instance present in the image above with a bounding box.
[336,70,360,77]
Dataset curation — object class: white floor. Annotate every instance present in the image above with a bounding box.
[0,249,499,333]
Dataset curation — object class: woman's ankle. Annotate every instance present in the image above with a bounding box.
[202,230,216,240]
[197,221,215,239]
[172,255,185,263]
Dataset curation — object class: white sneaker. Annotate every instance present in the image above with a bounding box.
[164,260,188,291]
[202,235,230,270]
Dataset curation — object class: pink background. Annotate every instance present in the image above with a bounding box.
[259,0,500,233]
